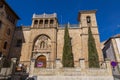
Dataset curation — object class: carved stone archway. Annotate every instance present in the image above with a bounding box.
[32,34,51,68]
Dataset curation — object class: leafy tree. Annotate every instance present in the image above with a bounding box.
[88,27,100,68]
[62,26,74,67]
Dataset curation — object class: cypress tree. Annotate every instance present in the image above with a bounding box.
[62,26,74,67]
[88,27,100,68]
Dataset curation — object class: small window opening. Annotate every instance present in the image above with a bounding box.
[34,20,38,24]
[50,20,54,24]
[0,5,3,8]
[7,28,10,35]
[3,42,7,49]
[39,20,43,24]
[86,16,91,23]
[45,20,48,24]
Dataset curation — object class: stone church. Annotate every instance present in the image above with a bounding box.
[10,10,103,68]
[0,0,114,79]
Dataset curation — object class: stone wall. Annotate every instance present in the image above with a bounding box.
[57,27,82,67]
[37,76,114,80]
[29,59,114,80]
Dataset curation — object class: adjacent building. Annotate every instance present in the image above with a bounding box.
[0,0,19,70]
[102,34,120,78]
[0,0,19,58]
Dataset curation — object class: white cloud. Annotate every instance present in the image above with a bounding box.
[117,24,120,27]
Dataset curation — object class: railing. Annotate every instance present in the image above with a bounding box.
[0,68,11,79]
[33,13,57,18]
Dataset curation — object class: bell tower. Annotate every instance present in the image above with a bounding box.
[78,10,97,27]
[78,10,104,66]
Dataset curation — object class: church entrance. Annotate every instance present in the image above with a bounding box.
[35,55,46,68]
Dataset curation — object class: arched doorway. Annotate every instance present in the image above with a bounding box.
[35,55,46,68]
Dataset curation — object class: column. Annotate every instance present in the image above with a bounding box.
[29,58,35,77]
[31,20,34,28]
[37,19,39,28]
[105,60,113,75]
[79,58,85,69]
[43,19,45,28]
[55,59,62,69]
[11,58,17,75]
[54,18,56,27]
[48,19,50,27]
[38,19,40,28]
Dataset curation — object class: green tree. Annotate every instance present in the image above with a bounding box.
[62,26,74,67]
[88,27,100,68]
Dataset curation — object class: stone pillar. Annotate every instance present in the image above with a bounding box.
[31,20,34,28]
[54,18,56,27]
[38,19,40,28]
[37,19,39,28]
[79,58,85,69]
[43,19,45,28]
[48,19,50,27]
[46,53,50,68]
[55,59,62,69]
[11,58,17,75]
[29,58,35,77]
[106,60,113,75]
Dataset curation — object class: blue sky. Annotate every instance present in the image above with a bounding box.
[6,0,120,42]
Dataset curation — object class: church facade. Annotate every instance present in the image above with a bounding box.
[10,10,103,69]
[0,0,114,79]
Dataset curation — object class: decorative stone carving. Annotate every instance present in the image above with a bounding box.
[34,35,51,51]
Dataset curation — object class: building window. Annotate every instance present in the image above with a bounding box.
[50,20,54,24]
[7,28,10,35]
[0,5,3,8]
[6,14,15,24]
[86,16,91,23]
[0,21,2,28]
[0,52,2,57]
[3,42,7,49]
[45,20,48,24]
[34,20,38,24]
[16,39,22,47]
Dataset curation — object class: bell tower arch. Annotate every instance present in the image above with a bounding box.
[31,13,58,28]
[78,10,97,27]
[32,34,51,67]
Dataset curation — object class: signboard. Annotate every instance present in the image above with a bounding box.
[111,61,118,67]
[37,62,43,67]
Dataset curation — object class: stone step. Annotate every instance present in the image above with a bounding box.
[32,76,114,80]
